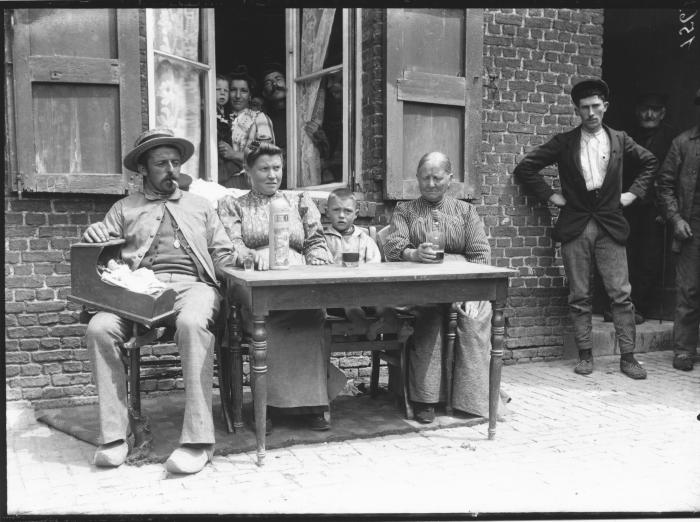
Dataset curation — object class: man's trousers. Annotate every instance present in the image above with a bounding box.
[86,274,221,445]
[561,219,637,355]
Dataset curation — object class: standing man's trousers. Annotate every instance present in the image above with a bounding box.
[86,274,221,445]
[561,219,637,355]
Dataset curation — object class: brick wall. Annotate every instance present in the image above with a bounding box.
[481,7,603,363]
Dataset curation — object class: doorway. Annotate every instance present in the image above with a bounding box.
[597,8,700,321]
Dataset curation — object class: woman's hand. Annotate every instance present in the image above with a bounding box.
[406,243,441,263]
[548,192,566,207]
[218,141,236,160]
[309,257,328,265]
[253,251,269,271]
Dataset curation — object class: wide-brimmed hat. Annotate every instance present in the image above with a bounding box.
[635,91,668,108]
[123,128,195,172]
[571,78,610,104]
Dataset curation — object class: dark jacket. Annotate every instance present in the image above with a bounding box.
[656,125,700,251]
[513,125,657,244]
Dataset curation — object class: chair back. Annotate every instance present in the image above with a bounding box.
[373,225,391,262]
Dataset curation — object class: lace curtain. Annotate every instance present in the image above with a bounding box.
[152,9,203,179]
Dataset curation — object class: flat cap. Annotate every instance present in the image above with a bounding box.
[571,78,610,104]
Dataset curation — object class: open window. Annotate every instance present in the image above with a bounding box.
[146,8,216,185]
[287,8,354,190]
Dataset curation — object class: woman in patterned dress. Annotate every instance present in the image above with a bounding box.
[217,66,275,190]
[217,143,345,431]
[383,151,504,424]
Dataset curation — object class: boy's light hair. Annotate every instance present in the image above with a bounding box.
[327,187,356,207]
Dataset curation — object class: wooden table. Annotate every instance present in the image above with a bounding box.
[221,261,514,465]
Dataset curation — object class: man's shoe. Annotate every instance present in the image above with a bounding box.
[602,311,613,322]
[93,439,129,468]
[672,354,694,371]
[634,313,645,325]
[574,359,593,375]
[308,413,330,431]
[620,357,647,379]
[414,403,436,424]
[165,444,213,475]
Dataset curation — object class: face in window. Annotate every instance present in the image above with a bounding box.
[417,160,452,204]
[327,195,357,234]
[230,79,251,113]
[575,95,608,133]
[216,78,230,108]
[138,146,183,195]
[635,104,666,130]
[262,72,286,102]
[248,154,284,196]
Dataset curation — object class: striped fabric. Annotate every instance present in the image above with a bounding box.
[382,195,490,265]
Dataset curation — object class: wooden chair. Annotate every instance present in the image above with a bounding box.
[69,240,233,461]
[324,225,415,419]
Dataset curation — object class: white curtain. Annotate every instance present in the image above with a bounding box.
[298,9,335,187]
[152,9,202,179]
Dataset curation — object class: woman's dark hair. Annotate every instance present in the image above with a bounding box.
[245,142,284,168]
[229,65,256,93]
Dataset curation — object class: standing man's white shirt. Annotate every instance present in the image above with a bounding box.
[580,127,610,190]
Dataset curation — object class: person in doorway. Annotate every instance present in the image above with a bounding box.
[82,129,242,474]
[513,78,657,379]
[217,143,345,432]
[602,91,676,323]
[261,63,287,187]
[656,88,700,371]
[382,151,502,424]
[217,65,275,190]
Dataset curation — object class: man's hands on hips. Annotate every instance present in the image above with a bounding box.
[673,218,693,241]
[548,193,567,207]
[82,222,112,243]
[620,192,637,207]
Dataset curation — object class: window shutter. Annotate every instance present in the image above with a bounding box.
[11,9,141,194]
[385,8,483,200]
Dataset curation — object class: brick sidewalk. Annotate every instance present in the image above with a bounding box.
[6,351,700,515]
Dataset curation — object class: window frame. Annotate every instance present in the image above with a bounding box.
[145,8,217,183]
[286,8,356,192]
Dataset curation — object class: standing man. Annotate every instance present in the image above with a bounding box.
[261,63,287,187]
[657,88,700,371]
[621,92,676,322]
[514,78,657,379]
[82,129,242,474]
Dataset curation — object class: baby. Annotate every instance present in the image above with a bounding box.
[324,188,399,339]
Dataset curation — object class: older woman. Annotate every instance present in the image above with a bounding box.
[383,151,501,424]
[217,143,345,431]
[217,66,275,190]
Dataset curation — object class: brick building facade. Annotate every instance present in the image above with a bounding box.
[4,8,618,407]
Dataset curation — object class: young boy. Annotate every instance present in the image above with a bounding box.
[324,188,399,339]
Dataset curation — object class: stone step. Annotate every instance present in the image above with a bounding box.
[563,314,674,360]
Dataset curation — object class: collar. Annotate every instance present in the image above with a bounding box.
[419,196,447,209]
[581,127,606,140]
[325,225,356,238]
[143,185,183,201]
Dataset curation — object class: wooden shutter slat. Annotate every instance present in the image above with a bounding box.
[397,74,466,106]
[30,173,125,193]
[29,56,121,84]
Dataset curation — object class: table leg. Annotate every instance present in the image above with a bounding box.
[229,302,244,431]
[443,304,458,416]
[251,314,268,466]
[488,302,505,440]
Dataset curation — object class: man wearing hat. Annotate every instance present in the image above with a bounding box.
[657,88,700,371]
[82,128,242,473]
[514,78,658,379]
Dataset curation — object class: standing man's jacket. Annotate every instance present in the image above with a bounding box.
[513,125,657,244]
[657,125,700,232]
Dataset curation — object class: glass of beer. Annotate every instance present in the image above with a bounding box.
[342,235,360,267]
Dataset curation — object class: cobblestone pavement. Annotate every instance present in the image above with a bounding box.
[6,351,700,516]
